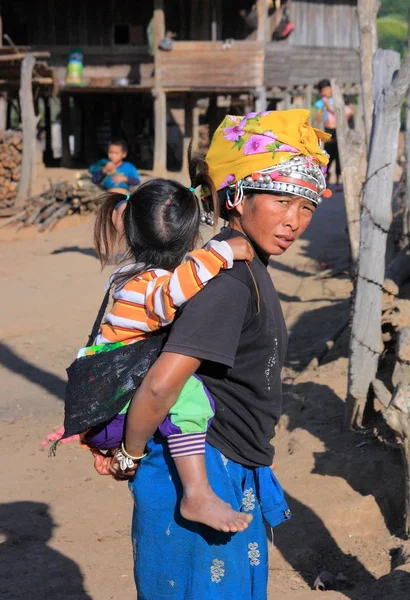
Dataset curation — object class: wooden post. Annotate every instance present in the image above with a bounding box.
[383,384,410,537]
[43,96,53,164]
[346,49,410,429]
[207,95,218,142]
[305,85,313,110]
[16,54,37,206]
[0,93,6,131]
[256,0,268,113]
[331,79,364,264]
[357,0,380,149]
[182,93,194,174]
[255,87,267,113]
[153,0,167,174]
[60,92,72,168]
[256,0,267,42]
[192,105,200,153]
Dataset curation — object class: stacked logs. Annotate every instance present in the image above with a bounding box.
[1,182,104,231]
[0,131,23,206]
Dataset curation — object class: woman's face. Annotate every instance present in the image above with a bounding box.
[233,193,316,258]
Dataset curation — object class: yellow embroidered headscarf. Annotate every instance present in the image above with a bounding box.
[205,109,330,192]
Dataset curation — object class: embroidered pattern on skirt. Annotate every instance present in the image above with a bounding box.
[220,452,229,468]
[211,559,225,583]
[242,487,256,512]
[248,542,261,566]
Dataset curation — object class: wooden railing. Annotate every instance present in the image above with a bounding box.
[156,41,264,90]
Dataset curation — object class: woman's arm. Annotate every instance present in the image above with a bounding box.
[125,352,201,457]
[95,352,200,478]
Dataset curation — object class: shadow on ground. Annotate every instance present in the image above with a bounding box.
[52,246,98,259]
[282,381,404,537]
[0,501,92,600]
[273,493,376,598]
[285,299,350,370]
[0,342,65,401]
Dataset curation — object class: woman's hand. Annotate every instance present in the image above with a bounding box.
[91,448,138,480]
[226,237,254,262]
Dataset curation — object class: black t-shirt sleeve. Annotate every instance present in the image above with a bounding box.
[163,273,251,368]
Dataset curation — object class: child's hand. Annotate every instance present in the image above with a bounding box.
[112,174,128,183]
[103,161,116,174]
[227,238,254,262]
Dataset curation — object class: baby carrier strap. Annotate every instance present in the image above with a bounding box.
[85,288,111,347]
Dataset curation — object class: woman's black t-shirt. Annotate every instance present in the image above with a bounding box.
[163,228,288,467]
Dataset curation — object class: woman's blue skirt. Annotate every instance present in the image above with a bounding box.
[129,435,290,600]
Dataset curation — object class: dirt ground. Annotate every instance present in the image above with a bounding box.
[1,187,410,600]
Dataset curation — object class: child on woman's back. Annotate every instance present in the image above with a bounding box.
[83,177,254,533]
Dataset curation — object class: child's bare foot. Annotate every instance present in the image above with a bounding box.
[180,486,253,533]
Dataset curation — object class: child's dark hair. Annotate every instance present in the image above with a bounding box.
[317,79,331,92]
[94,145,218,287]
[109,139,128,154]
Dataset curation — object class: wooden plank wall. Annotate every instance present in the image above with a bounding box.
[265,45,360,87]
[3,0,153,47]
[289,0,359,48]
[157,41,264,90]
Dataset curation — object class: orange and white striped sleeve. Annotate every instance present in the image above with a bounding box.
[144,240,234,328]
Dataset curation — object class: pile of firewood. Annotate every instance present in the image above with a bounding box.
[1,182,104,231]
[0,130,23,206]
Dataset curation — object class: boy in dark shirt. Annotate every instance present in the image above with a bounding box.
[89,139,140,193]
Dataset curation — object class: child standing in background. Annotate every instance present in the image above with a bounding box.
[89,139,140,194]
[314,79,355,192]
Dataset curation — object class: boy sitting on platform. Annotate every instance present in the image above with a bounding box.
[89,139,140,194]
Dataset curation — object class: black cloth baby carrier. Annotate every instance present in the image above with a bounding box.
[61,288,167,441]
[59,260,259,448]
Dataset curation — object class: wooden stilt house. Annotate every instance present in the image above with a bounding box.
[0,0,360,173]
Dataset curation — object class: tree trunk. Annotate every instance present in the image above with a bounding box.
[331,79,364,264]
[357,0,380,149]
[16,54,36,206]
[346,49,410,429]
[404,9,410,239]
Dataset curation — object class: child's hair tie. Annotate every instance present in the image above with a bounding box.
[114,193,130,211]
[189,186,195,192]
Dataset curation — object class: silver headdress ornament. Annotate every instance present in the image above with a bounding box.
[225,155,332,211]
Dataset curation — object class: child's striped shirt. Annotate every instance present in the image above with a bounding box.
[93,240,233,346]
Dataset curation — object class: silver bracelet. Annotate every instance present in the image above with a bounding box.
[116,449,136,472]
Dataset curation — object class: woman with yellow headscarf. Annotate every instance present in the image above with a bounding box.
[113,109,331,599]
